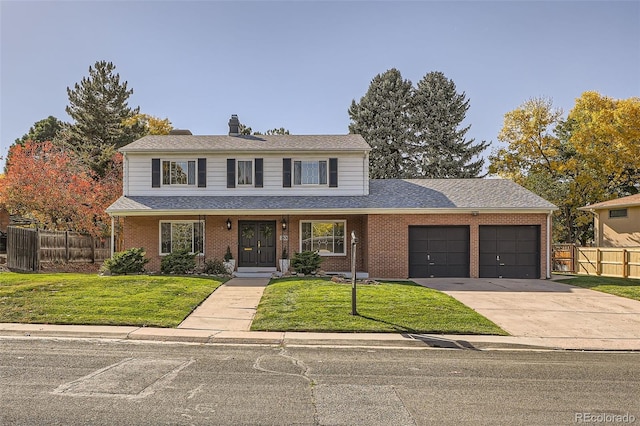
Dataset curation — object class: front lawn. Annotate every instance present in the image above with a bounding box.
[251,277,507,335]
[0,273,225,327]
[557,275,640,301]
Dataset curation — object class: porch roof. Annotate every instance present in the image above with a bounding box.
[107,179,556,216]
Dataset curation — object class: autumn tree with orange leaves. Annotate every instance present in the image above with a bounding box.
[0,141,121,236]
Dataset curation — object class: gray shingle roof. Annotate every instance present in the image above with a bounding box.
[107,179,557,214]
[120,134,371,153]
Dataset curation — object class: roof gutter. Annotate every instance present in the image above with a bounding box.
[107,207,558,217]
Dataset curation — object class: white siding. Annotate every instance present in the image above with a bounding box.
[125,152,369,196]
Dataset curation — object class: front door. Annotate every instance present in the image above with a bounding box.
[238,221,276,268]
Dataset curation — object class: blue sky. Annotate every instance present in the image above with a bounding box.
[1,1,639,171]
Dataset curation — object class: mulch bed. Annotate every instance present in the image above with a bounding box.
[38,262,102,274]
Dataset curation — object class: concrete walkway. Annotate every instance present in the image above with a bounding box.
[177,278,270,331]
[413,277,640,348]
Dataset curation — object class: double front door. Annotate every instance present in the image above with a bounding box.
[238,221,276,268]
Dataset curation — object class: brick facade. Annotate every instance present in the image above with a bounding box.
[366,213,549,278]
[121,212,549,278]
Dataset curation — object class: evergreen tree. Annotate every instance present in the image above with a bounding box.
[65,61,144,176]
[15,116,66,146]
[410,71,489,178]
[349,69,488,179]
[5,116,67,173]
[348,69,413,179]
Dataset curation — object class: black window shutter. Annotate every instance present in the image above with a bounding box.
[283,158,292,188]
[152,158,161,188]
[329,158,338,188]
[255,158,263,188]
[197,158,207,188]
[227,159,236,188]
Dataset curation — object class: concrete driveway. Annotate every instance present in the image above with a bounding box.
[413,276,640,344]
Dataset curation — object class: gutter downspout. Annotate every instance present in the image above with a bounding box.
[547,210,553,279]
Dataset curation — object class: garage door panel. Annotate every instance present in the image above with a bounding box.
[479,225,540,279]
[498,240,517,253]
[479,239,497,252]
[447,252,469,264]
[480,253,497,265]
[409,226,469,278]
[409,252,427,264]
[447,240,468,252]
[517,253,538,266]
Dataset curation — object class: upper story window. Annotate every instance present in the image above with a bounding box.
[609,208,628,218]
[294,160,327,185]
[283,158,337,188]
[237,160,253,186]
[152,158,206,188]
[227,158,263,188]
[163,160,196,185]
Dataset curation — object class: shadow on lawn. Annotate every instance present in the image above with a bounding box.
[356,313,418,333]
[357,312,478,349]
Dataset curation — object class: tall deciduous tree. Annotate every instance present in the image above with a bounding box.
[348,68,413,179]
[65,60,144,177]
[567,91,640,195]
[0,141,121,236]
[489,93,640,245]
[122,113,173,135]
[411,72,489,178]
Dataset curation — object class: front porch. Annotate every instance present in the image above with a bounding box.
[118,214,368,275]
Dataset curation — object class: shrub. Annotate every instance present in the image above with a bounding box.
[161,249,196,275]
[224,246,233,262]
[291,250,323,275]
[102,247,149,274]
[201,258,227,275]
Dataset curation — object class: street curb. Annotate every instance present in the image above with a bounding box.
[2,323,639,351]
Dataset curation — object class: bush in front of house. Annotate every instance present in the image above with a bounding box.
[291,250,323,275]
[161,249,196,274]
[102,247,149,274]
[200,258,227,275]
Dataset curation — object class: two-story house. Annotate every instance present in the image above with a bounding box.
[579,194,640,247]
[107,115,557,279]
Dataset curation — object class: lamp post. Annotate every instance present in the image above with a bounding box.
[351,231,358,316]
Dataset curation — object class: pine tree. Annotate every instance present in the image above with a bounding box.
[15,116,66,146]
[349,69,489,179]
[348,69,413,179]
[65,61,144,176]
[410,71,489,178]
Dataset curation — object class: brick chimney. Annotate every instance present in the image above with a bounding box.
[228,114,240,136]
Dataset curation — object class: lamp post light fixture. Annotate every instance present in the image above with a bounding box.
[226,218,232,230]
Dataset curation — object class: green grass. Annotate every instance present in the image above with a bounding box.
[0,272,225,327]
[557,275,640,301]
[251,277,507,335]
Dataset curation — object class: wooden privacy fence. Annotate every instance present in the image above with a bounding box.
[575,247,640,279]
[7,227,110,272]
[552,243,575,273]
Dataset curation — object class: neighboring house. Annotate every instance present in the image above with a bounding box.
[107,115,557,279]
[579,194,640,247]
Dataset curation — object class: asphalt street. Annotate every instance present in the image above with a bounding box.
[1,338,638,425]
